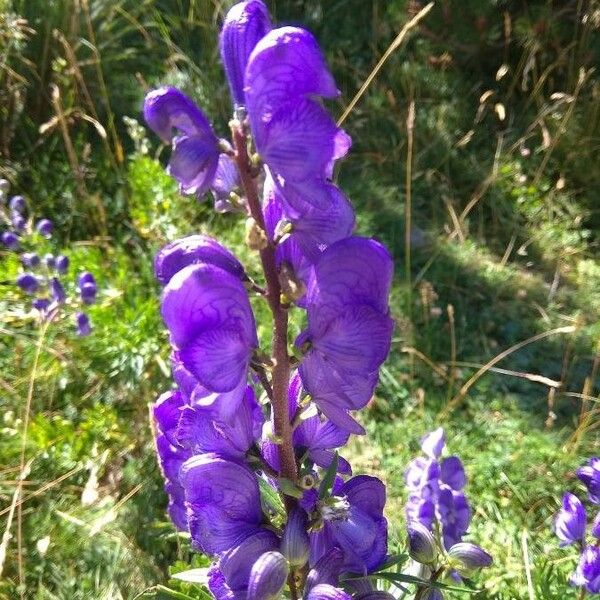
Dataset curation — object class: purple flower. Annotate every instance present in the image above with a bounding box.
[281,507,310,568]
[220,0,271,107]
[309,475,387,574]
[297,237,393,432]
[17,273,39,294]
[437,488,471,549]
[407,522,437,564]
[448,542,493,575]
[36,218,53,238]
[161,263,257,393]
[421,428,445,459]
[153,390,191,530]
[212,154,241,212]
[261,372,351,474]
[180,453,265,554]
[55,255,69,274]
[1,231,19,250]
[571,545,600,593]
[554,492,586,546]
[9,195,25,212]
[144,87,220,197]
[33,297,51,313]
[577,457,600,504]
[43,254,55,269]
[75,312,92,337]
[21,252,40,268]
[306,585,352,600]
[50,277,67,304]
[247,551,289,600]
[175,385,263,459]
[154,235,245,286]
[305,547,344,591]
[208,530,279,600]
[11,212,25,231]
[592,511,600,539]
[77,272,97,304]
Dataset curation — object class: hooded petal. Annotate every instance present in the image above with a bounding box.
[421,428,445,459]
[554,492,586,546]
[307,585,352,600]
[168,135,219,196]
[220,0,271,106]
[440,456,466,490]
[155,235,245,286]
[577,457,600,504]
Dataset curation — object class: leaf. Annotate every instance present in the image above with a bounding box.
[258,477,285,517]
[170,569,210,584]
[278,477,303,499]
[318,451,339,499]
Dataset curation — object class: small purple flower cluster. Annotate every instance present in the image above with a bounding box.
[145,2,398,598]
[1,179,98,335]
[404,428,471,549]
[554,457,600,594]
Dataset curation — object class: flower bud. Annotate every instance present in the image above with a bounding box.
[247,551,289,600]
[220,0,271,106]
[50,277,66,304]
[407,522,437,565]
[281,507,309,568]
[2,231,19,250]
[306,584,351,600]
[17,273,39,294]
[21,252,40,269]
[448,542,492,574]
[592,511,600,539]
[32,297,51,313]
[9,195,25,213]
[76,312,92,337]
[36,218,53,238]
[55,255,69,274]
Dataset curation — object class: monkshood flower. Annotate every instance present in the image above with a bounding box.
[219,0,271,107]
[577,457,600,504]
[180,453,267,554]
[50,276,67,304]
[447,542,493,576]
[11,211,25,231]
[571,545,600,594]
[43,253,55,269]
[297,237,393,433]
[161,262,258,394]
[306,585,352,600]
[592,511,600,538]
[78,271,97,305]
[307,475,388,573]
[261,371,352,474]
[36,218,53,238]
[405,428,471,549]
[554,492,586,546]
[17,272,39,294]
[154,235,246,287]
[2,231,19,250]
[55,254,69,274]
[21,252,40,268]
[9,195,25,213]
[247,551,289,600]
[75,312,92,337]
[143,87,220,198]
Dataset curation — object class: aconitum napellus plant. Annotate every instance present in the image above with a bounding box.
[145,3,490,598]
[554,457,600,594]
[0,180,98,336]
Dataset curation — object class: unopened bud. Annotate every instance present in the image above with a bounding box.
[448,542,492,575]
[245,217,268,250]
[407,522,438,565]
[281,508,310,568]
[247,551,289,600]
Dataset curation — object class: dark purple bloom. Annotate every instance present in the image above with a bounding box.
[212,154,241,212]
[262,372,351,474]
[55,255,69,274]
[144,87,220,197]
[421,428,445,459]
[220,0,271,107]
[9,195,25,212]
[154,235,245,286]
[437,488,471,549]
[305,547,344,591]
[281,507,310,567]
[554,492,586,546]
[43,253,55,269]
[36,218,53,238]
[75,312,92,337]
[448,542,493,574]
[17,273,39,294]
[21,252,40,269]
[180,453,264,554]
[571,545,600,593]
[247,551,289,600]
[80,282,97,305]
[208,530,279,600]
[577,457,600,504]
[306,585,352,600]
[50,277,67,304]
[161,263,258,393]
[11,212,25,231]
[407,521,437,564]
[33,297,51,313]
[175,385,263,459]
[297,237,393,432]
[153,390,191,530]
[1,231,19,250]
[308,475,387,574]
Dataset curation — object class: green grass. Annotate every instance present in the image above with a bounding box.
[0,0,599,598]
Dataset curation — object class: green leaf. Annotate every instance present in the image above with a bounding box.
[170,569,210,584]
[278,477,303,499]
[258,477,285,517]
[318,451,339,499]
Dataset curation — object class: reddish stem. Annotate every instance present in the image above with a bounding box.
[231,124,298,497]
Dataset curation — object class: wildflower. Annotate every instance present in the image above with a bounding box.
[36,218,53,238]
[554,492,586,546]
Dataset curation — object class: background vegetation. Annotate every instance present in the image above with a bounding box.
[0,0,599,598]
